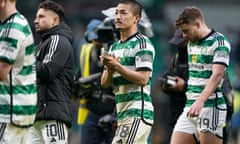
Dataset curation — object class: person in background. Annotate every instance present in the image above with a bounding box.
[158,29,188,143]
[74,19,115,144]
[101,0,155,143]
[170,6,231,144]
[25,1,74,143]
[0,0,37,143]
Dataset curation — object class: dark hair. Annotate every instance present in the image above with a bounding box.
[38,0,65,21]
[118,0,142,18]
[175,6,204,28]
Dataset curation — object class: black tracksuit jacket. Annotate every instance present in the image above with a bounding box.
[35,22,73,127]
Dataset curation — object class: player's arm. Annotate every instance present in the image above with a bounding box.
[0,61,11,81]
[197,63,225,102]
[101,54,151,86]
[101,67,114,88]
[115,64,151,86]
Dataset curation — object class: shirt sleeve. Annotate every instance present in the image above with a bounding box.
[135,38,155,71]
[213,36,231,66]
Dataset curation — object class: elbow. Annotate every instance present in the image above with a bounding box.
[213,71,225,84]
[101,78,110,88]
[138,78,149,86]
[101,82,110,88]
[0,73,9,81]
[0,76,7,81]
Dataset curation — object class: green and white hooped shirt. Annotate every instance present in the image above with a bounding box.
[0,12,37,126]
[108,32,155,124]
[186,30,231,108]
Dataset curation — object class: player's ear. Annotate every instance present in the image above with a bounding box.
[134,15,140,24]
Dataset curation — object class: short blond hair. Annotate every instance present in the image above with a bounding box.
[175,6,204,28]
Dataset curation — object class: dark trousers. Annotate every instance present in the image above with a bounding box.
[81,112,115,144]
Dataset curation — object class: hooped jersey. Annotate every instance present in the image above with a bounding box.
[108,32,155,124]
[186,30,231,107]
[0,12,37,126]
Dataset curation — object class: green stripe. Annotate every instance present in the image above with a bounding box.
[11,23,31,36]
[118,108,154,120]
[215,46,230,54]
[115,92,151,103]
[0,104,36,115]
[0,84,37,95]
[189,37,228,47]
[1,21,31,36]
[120,57,135,66]
[190,39,215,47]
[111,42,131,51]
[189,70,212,78]
[186,96,226,107]
[111,38,152,51]
[25,44,35,55]
[189,54,213,64]
[113,76,152,86]
[0,56,14,64]
[0,37,18,48]
[19,65,34,75]
[188,85,222,93]
[136,50,153,58]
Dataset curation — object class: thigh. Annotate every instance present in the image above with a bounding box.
[40,120,69,144]
[171,107,199,144]
[200,132,222,144]
[22,124,43,144]
[198,106,226,144]
[112,118,152,144]
[198,106,226,138]
[0,123,28,144]
[171,131,197,144]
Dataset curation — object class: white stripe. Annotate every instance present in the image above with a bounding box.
[12,114,36,125]
[0,93,37,105]
[188,63,212,71]
[46,36,56,63]
[49,35,58,60]
[24,34,34,46]
[188,77,210,86]
[8,28,26,40]
[188,77,223,86]
[12,73,36,85]
[0,114,35,125]
[24,54,36,66]
[126,118,140,144]
[0,123,6,139]
[117,101,153,112]
[186,92,224,100]
[14,15,28,26]
[114,84,151,95]
[43,35,59,63]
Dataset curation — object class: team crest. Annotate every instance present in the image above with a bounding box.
[192,55,197,63]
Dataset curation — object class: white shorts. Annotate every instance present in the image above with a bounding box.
[0,123,29,144]
[173,105,227,140]
[23,120,69,144]
[112,118,152,144]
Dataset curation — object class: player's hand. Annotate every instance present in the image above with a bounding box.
[187,99,204,117]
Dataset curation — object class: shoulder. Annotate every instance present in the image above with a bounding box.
[133,33,154,49]
[50,34,72,46]
[209,31,230,46]
[132,33,155,55]
[13,13,33,37]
